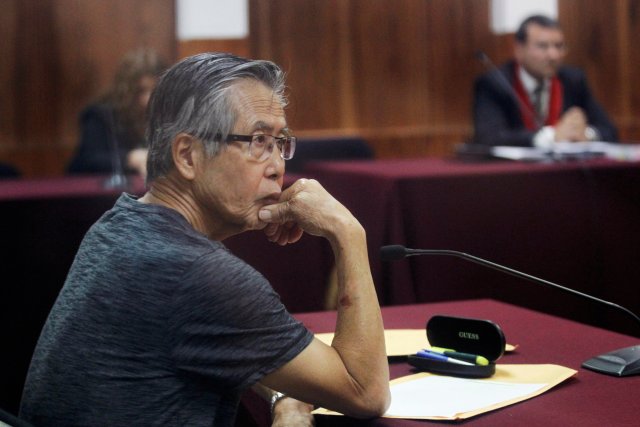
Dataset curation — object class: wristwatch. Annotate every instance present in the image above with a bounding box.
[270,391,287,417]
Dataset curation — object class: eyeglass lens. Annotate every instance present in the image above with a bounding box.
[250,135,295,160]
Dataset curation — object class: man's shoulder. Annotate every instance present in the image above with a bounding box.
[475,60,515,84]
[474,60,516,100]
[557,65,587,83]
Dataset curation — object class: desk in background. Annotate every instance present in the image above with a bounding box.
[305,157,640,336]
[2,157,640,415]
[289,299,638,426]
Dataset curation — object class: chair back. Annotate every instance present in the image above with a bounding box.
[0,407,34,427]
[286,136,374,173]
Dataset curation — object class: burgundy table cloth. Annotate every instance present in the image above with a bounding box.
[304,157,640,336]
[243,299,640,427]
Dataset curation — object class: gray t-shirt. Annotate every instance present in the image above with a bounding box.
[20,193,313,426]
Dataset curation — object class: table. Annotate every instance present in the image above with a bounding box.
[0,173,329,414]
[304,157,640,336]
[243,299,639,426]
[2,158,639,415]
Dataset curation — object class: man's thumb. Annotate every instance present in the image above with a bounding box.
[259,203,288,223]
[258,208,273,221]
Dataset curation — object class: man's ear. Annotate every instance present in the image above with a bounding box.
[172,133,201,180]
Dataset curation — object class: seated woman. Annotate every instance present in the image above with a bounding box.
[66,49,167,178]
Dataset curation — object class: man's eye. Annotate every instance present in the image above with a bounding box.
[252,135,268,145]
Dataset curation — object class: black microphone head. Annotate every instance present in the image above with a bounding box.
[380,245,408,261]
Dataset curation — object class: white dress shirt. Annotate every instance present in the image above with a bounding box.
[518,66,598,148]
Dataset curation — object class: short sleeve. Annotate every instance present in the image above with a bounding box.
[167,248,313,391]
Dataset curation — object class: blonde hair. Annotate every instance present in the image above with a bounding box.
[101,49,167,143]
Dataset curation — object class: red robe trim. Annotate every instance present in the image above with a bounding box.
[512,64,563,130]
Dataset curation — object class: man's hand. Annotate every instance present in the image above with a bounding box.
[126,148,149,177]
[272,397,315,427]
[555,107,588,142]
[259,178,358,246]
[258,179,390,417]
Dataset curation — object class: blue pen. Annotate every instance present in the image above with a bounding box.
[416,350,474,366]
[429,346,490,366]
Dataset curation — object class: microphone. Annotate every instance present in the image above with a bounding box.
[103,109,129,190]
[475,50,542,130]
[381,244,640,377]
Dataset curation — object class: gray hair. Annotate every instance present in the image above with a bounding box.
[145,52,287,182]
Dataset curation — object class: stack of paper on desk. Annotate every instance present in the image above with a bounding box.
[313,329,573,420]
[491,141,640,162]
[313,365,576,420]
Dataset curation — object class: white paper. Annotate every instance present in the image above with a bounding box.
[386,376,545,418]
[491,146,550,161]
[491,141,640,162]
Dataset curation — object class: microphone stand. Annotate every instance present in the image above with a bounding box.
[103,109,129,190]
[381,245,640,377]
[464,51,569,162]
[475,51,543,130]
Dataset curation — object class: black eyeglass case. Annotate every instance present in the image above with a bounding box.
[408,315,506,378]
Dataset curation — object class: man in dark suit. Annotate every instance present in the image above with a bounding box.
[473,15,617,147]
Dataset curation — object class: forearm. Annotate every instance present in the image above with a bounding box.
[329,222,390,407]
[257,179,390,416]
[252,383,315,427]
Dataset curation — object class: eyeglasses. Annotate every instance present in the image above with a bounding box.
[224,134,296,162]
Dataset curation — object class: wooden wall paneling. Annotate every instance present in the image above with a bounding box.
[422,0,492,145]
[348,0,430,129]
[559,1,623,116]
[249,0,273,59]
[250,0,351,132]
[53,0,176,174]
[248,0,640,154]
[53,0,116,175]
[249,0,496,158]
[13,0,61,177]
[0,0,176,178]
[4,0,639,177]
[619,0,640,141]
[334,0,358,130]
[558,0,640,142]
[0,0,19,163]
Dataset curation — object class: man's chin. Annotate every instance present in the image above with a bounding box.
[244,220,268,232]
[544,66,560,78]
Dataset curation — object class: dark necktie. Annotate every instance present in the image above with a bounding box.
[532,83,544,121]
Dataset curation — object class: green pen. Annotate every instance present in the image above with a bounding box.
[428,346,490,366]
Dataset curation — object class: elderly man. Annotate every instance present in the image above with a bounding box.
[473,14,617,147]
[20,53,390,426]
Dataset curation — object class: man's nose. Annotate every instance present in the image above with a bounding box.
[267,145,285,175]
[547,46,564,60]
